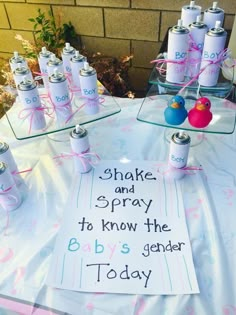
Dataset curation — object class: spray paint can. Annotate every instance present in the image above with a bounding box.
[166,20,189,83]
[38,47,53,88]
[181,1,202,27]
[17,77,46,130]
[0,162,22,211]
[61,42,75,75]
[70,125,92,173]
[13,64,33,87]
[203,1,224,30]
[198,20,227,86]
[79,61,99,114]
[0,141,21,185]
[48,68,72,124]
[169,131,191,169]
[70,51,87,88]
[9,51,27,72]
[187,16,208,77]
[47,54,64,77]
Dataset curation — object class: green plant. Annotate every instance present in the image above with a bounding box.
[28,9,77,56]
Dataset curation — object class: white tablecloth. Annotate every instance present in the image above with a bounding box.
[0,97,235,315]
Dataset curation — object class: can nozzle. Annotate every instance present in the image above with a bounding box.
[177,19,183,27]
[50,54,56,61]
[23,76,28,84]
[75,50,80,58]
[189,1,195,8]
[196,15,202,23]
[75,124,81,133]
[53,68,59,77]
[212,1,218,9]
[215,20,222,29]
[83,61,90,71]
[65,42,70,49]
[13,51,19,59]
[42,47,47,54]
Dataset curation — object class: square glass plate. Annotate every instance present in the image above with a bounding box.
[3,83,121,140]
[137,84,236,134]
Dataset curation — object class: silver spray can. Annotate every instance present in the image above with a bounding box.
[61,42,75,75]
[198,21,227,86]
[9,51,27,72]
[70,50,86,88]
[203,1,224,30]
[13,64,33,87]
[166,20,190,83]
[169,131,191,169]
[47,54,64,77]
[38,47,53,88]
[70,125,92,173]
[181,1,202,27]
[17,77,46,130]
[79,61,99,114]
[48,68,72,124]
[0,141,21,185]
[0,162,22,211]
[187,16,208,77]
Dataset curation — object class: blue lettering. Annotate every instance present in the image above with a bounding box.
[68,238,80,251]
[121,243,130,254]
[95,239,104,254]
[171,154,185,163]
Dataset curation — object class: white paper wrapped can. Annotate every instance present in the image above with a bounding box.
[166,20,189,83]
[70,125,92,173]
[198,21,227,86]
[61,42,75,75]
[0,141,21,185]
[17,78,46,130]
[169,131,191,169]
[47,54,64,77]
[187,17,208,77]
[79,62,99,115]
[48,69,72,124]
[70,51,86,88]
[203,2,224,30]
[13,65,33,87]
[181,1,202,27]
[0,162,22,211]
[9,51,27,72]
[38,47,53,88]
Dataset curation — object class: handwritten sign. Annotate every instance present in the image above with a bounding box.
[46,160,199,295]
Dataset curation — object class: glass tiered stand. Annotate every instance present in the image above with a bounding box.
[3,82,121,141]
[137,54,236,145]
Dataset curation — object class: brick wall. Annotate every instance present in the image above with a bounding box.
[0,0,235,94]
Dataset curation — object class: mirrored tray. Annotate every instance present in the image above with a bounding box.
[3,83,121,140]
[137,84,236,134]
[149,54,235,99]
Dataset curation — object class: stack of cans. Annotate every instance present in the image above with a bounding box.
[166,1,227,87]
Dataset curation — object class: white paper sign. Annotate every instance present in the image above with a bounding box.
[46,160,199,295]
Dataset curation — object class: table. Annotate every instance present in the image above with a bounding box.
[0,96,236,315]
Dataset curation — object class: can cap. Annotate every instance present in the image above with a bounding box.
[39,46,51,58]
[18,76,36,90]
[171,19,189,34]
[70,124,87,139]
[208,20,225,36]
[49,68,65,82]
[80,61,96,76]
[0,161,7,174]
[71,50,86,63]
[0,141,8,154]
[63,42,75,55]
[172,131,191,145]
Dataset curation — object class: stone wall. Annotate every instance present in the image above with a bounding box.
[0,0,235,94]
